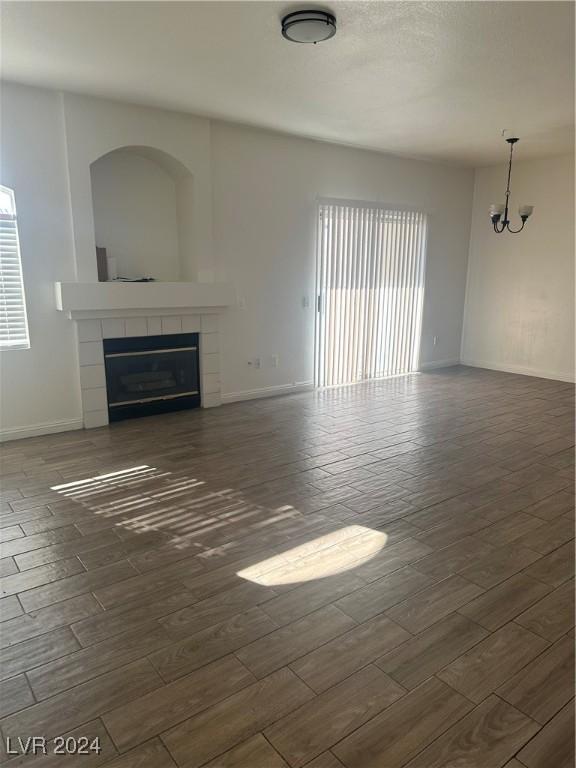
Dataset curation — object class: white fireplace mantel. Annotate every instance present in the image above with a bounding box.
[55,281,235,318]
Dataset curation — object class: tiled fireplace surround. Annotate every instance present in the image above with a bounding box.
[76,312,222,429]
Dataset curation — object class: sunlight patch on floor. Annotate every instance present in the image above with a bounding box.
[237,525,388,585]
[50,465,155,492]
[48,464,304,552]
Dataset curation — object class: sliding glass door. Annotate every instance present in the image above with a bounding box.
[315,200,427,387]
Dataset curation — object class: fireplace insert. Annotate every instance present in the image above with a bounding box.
[103,333,200,421]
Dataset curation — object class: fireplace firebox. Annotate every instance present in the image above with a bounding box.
[103,333,200,421]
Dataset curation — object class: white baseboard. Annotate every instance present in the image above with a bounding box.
[0,417,84,443]
[222,381,314,404]
[460,358,575,384]
[419,359,461,371]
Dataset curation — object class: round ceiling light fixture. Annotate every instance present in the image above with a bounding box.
[281,9,336,44]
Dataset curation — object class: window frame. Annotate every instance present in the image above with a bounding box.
[0,185,30,351]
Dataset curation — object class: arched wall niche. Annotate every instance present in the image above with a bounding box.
[89,145,196,282]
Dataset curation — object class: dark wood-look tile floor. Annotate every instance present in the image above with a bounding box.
[0,365,574,767]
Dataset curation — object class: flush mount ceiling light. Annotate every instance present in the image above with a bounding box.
[490,136,534,234]
[281,9,336,44]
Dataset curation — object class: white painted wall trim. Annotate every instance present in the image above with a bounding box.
[419,359,461,371]
[460,358,575,383]
[221,381,314,403]
[0,418,84,442]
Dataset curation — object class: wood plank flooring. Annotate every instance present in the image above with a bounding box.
[0,365,574,767]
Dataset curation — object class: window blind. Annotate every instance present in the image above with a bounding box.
[315,201,427,387]
[0,187,30,350]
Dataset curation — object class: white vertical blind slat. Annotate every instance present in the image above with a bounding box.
[400,212,416,373]
[405,213,420,372]
[376,213,387,376]
[339,206,349,385]
[390,210,403,374]
[412,213,427,370]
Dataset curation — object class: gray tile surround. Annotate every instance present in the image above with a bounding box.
[76,314,222,429]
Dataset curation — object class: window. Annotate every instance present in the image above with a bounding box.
[315,201,427,387]
[0,185,30,350]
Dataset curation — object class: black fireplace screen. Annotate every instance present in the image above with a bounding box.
[103,333,200,421]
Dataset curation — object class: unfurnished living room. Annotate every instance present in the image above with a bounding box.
[0,2,574,766]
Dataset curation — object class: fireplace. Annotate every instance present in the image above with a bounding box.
[103,333,200,421]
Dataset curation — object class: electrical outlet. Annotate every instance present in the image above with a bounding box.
[302,296,310,308]
[433,335,439,346]
[271,354,279,368]
[254,357,262,369]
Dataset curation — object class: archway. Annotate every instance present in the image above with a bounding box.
[90,146,195,281]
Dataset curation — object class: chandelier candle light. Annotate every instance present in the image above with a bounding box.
[490,137,534,234]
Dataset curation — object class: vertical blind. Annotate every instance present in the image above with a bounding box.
[0,186,30,350]
[315,201,427,387]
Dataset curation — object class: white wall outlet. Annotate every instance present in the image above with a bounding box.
[302,296,310,308]
[271,354,279,368]
[254,357,262,369]
[433,335,439,346]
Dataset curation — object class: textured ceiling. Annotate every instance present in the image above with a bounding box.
[1,1,574,165]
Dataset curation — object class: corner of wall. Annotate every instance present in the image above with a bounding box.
[459,165,480,363]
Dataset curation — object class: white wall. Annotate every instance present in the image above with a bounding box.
[212,122,474,398]
[0,81,475,437]
[0,83,82,438]
[462,154,575,382]
[90,149,181,281]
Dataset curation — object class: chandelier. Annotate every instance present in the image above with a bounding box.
[490,137,534,234]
